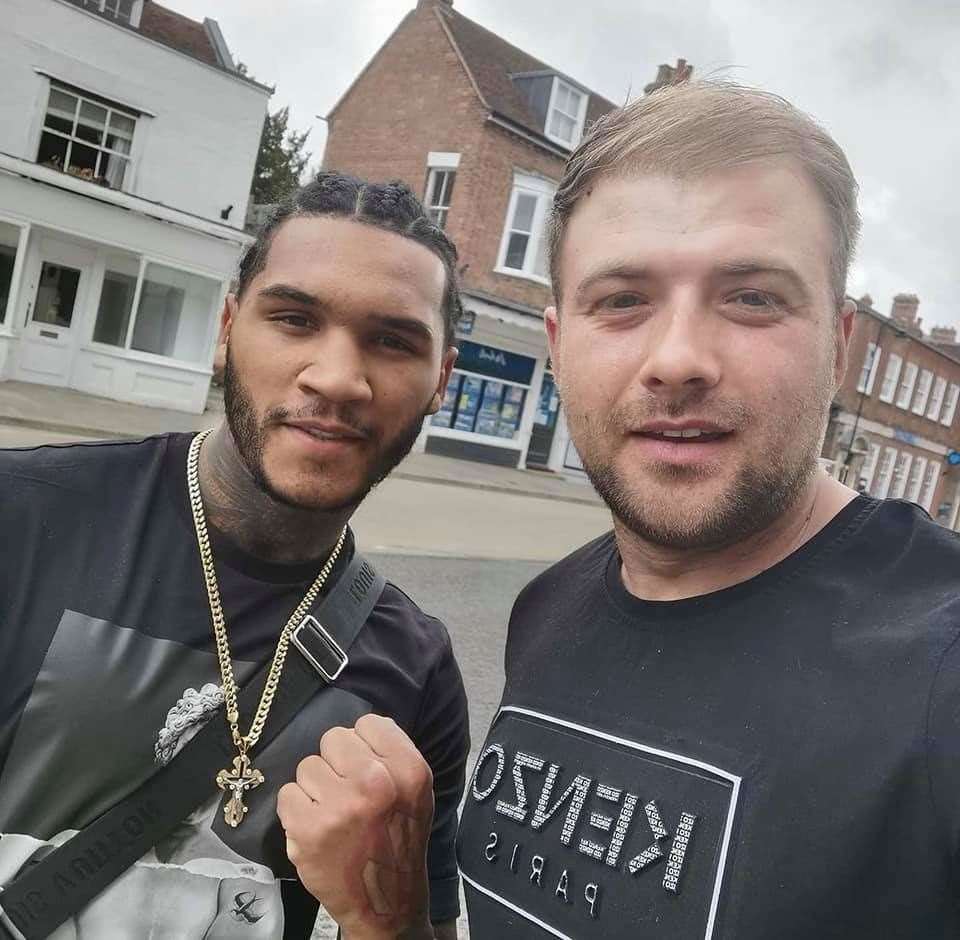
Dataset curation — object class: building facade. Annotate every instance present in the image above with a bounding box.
[823,295,960,529]
[0,0,269,412]
[323,0,626,471]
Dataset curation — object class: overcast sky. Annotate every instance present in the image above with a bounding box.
[165,0,960,333]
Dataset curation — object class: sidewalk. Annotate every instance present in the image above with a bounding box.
[0,381,600,506]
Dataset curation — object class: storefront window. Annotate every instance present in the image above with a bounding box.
[130,263,219,363]
[93,252,140,346]
[0,221,21,325]
[432,370,527,439]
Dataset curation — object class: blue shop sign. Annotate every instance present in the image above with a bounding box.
[456,340,536,385]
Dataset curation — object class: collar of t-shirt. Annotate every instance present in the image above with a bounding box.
[602,494,876,624]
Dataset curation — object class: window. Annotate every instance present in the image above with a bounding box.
[918,461,941,512]
[941,383,960,427]
[82,0,137,23]
[498,174,556,282]
[545,79,587,148]
[432,372,527,439]
[425,168,455,230]
[37,86,136,190]
[0,221,23,326]
[878,353,902,403]
[873,446,898,498]
[927,375,947,421]
[130,263,220,363]
[93,252,140,346]
[912,369,934,414]
[856,342,880,394]
[894,362,918,409]
[860,443,880,493]
[905,456,927,504]
[889,452,913,499]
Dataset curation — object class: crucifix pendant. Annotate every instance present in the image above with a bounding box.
[215,752,265,828]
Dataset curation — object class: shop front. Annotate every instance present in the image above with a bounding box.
[0,166,245,412]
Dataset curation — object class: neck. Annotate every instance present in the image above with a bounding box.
[616,470,857,602]
[196,423,352,565]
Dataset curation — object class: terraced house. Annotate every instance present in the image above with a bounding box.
[0,0,268,412]
[323,0,628,472]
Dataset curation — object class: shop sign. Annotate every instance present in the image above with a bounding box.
[456,310,476,337]
[457,340,536,385]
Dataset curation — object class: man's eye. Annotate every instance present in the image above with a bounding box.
[602,293,646,310]
[732,290,779,309]
[273,314,311,329]
[377,335,415,353]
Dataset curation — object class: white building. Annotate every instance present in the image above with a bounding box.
[0,0,269,412]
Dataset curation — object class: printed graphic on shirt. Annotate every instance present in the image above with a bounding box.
[457,707,741,940]
[0,610,370,938]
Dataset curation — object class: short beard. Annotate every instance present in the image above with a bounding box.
[568,388,827,552]
[223,349,426,512]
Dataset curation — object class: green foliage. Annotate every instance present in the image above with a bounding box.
[250,106,311,205]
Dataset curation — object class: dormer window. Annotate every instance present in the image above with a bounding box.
[545,78,587,148]
[81,0,143,27]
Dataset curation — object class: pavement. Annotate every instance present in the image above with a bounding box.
[0,379,601,508]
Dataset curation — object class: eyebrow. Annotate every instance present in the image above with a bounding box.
[257,283,435,342]
[257,283,321,306]
[713,261,812,302]
[573,260,814,304]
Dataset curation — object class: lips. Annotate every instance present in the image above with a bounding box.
[639,428,728,442]
[283,420,367,442]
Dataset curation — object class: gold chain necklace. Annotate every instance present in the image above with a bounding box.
[186,429,347,827]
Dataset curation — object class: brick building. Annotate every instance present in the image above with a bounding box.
[323,0,624,469]
[823,294,960,529]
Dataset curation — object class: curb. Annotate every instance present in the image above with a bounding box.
[0,415,603,508]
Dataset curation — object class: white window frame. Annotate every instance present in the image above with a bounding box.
[890,451,913,499]
[919,461,941,513]
[860,442,881,493]
[905,455,927,504]
[544,78,588,149]
[496,172,557,285]
[0,215,31,334]
[878,353,902,403]
[81,0,143,25]
[856,342,881,395]
[424,166,456,230]
[38,84,138,192]
[874,446,898,498]
[927,375,947,421]
[941,383,960,427]
[894,361,918,409]
[912,369,934,415]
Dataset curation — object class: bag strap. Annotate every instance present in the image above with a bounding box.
[0,551,386,940]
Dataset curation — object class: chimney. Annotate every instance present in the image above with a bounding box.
[644,58,694,94]
[930,325,958,344]
[858,293,874,309]
[890,293,920,328]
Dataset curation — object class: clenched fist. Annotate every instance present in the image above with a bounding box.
[277,714,436,940]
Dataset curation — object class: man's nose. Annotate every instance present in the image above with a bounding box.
[294,330,374,404]
[636,299,722,394]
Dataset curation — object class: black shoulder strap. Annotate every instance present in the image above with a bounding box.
[0,552,386,940]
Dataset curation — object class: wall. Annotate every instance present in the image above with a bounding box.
[3,0,268,226]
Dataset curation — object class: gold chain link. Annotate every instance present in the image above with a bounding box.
[187,429,347,754]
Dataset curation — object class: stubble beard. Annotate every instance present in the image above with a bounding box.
[566,383,831,552]
[223,348,427,512]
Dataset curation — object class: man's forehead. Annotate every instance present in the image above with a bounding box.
[256,216,447,308]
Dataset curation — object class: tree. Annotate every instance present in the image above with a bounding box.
[249,106,311,205]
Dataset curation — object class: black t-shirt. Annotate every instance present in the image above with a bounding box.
[0,433,469,939]
[458,496,960,939]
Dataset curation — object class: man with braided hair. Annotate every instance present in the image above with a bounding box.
[0,172,468,940]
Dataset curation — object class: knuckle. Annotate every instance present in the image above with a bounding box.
[319,725,352,754]
[356,760,397,809]
[357,713,397,734]
[295,754,326,789]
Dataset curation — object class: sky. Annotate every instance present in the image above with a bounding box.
[164,0,960,333]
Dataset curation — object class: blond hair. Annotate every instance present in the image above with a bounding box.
[549,80,860,304]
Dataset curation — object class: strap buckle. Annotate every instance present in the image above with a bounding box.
[291,615,349,682]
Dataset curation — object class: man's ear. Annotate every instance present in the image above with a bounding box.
[213,293,238,380]
[426,345,459,414]
[834,298,857,387]
[544,304,560,384]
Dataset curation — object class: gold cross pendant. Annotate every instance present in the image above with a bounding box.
[215,752,265,828]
